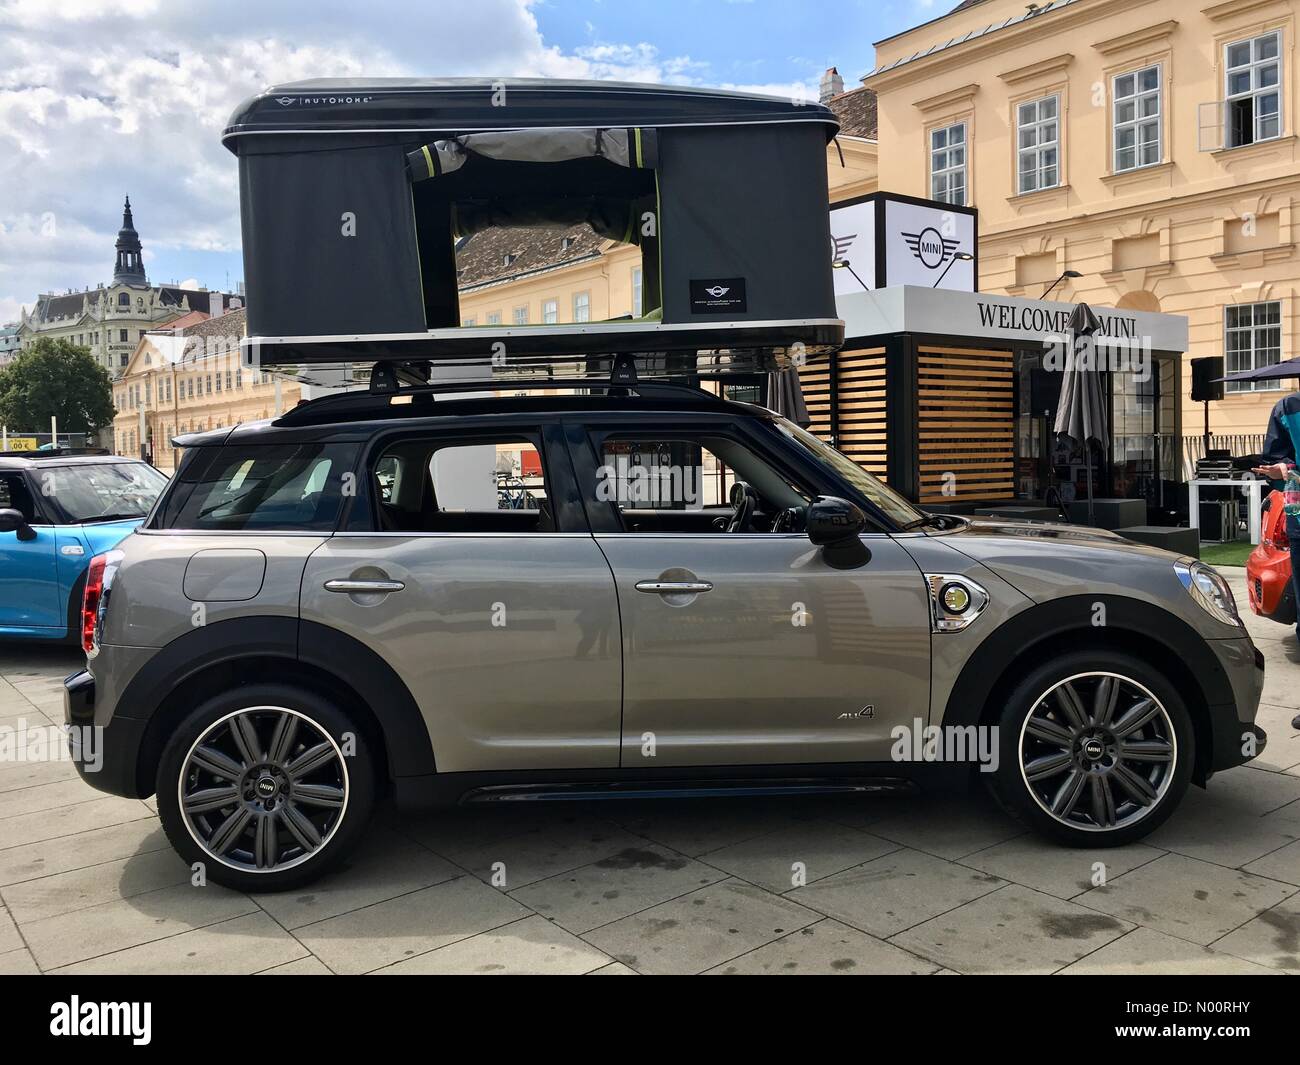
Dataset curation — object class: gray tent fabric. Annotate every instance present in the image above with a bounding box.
[767,367,811,427]
[407,127,655,181]
[1053,303,1108,525]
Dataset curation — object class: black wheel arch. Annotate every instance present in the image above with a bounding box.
[944,594,1237,786]
[122,616,435,797]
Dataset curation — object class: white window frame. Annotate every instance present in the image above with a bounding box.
[573,291,590,323]
[1113,65,1162,172]
[512,305,529,325]
[1224,300,1283,393]
[485,310,502,326]
[1016,94,1061,194]
[1225,31,1282,148]
[929,122,967,205]
[542,299,558,325]
[632,268,643,317]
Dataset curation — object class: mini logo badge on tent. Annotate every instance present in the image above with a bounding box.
[690,278,747,314]
[902,227,960,270]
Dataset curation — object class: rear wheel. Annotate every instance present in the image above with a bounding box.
[156,684,376,892]
[991,651,1193,847]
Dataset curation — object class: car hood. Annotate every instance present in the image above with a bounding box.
[925,517,1207,619]
[77,519,143,555]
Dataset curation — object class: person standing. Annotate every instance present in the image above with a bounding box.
[1251,391,1300,728]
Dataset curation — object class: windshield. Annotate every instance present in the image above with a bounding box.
[38,462,169,523]
[773,417,924,527]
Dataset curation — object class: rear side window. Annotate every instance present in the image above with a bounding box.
[154,443,358,531]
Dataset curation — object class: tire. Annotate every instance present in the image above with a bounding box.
[156,683,376,892]
[989,650,1193,848]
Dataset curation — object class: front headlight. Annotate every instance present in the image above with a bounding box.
[1174,559,1242,628]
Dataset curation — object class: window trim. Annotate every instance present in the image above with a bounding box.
[929,121,968,206]
[1223,299,1284,394]
[1224,30,1283,149]
[1016,93,1062,194]
[1112,64,1163,173]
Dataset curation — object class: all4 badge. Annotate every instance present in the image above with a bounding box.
[837,705,874,721]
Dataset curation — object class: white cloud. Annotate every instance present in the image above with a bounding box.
[0,0,824,321]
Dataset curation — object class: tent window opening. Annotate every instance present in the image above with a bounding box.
[406,126,662,330]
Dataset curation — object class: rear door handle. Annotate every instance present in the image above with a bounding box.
[324,579,405,593]
[635,580,713,594]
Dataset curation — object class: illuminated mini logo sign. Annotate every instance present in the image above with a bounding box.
[902,227,960,270]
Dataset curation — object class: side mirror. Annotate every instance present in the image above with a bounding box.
[806,496,870,569]
[0,508,35,541]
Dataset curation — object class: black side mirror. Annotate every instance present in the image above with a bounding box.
[0,508,35,541]
[806,496,870,569]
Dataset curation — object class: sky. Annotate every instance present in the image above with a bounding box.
[0,0,940,323]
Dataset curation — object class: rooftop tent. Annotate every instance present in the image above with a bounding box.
[222,78,843,366]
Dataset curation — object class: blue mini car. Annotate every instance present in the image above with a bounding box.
[0,453,168,641]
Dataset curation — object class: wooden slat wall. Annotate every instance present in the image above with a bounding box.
[800,347,889,481]
[916,345,1014,505]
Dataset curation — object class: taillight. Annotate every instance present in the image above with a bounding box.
[81,550,123,654]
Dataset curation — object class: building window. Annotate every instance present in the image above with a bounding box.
[461,316,476,327]
[542,299,558,325]
[226,370,233,390]
[1226,32,1281,147]
[485,310,502,326]
[215,372,222,392]
[120,353,128,367]
[632,268,644,317]
[513,305,529,325]
[119,329,128,343]
[1017,95,1060,194]
[1114,66,1161,172]
[930,122,967,204]
[573,291,590,323]
[118,293,129,307]
[1225,301,1282,392]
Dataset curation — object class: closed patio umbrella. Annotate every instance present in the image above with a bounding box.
[1053,303,1109,527]
[767,366,811,427]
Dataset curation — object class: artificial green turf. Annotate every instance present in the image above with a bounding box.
[1198,540,1254,568]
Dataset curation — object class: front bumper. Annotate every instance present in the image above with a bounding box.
[1203,639,1267,775]
[63,669,146,798]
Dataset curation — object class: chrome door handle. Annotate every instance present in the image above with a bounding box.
[324,579,405,593]
[635,580,713,594]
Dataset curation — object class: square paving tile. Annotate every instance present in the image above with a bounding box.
[606,799,795,856]
[0,903,19,953]
[583,879,820,975]
[257,955,334,975]
[21,882,258,969]
[788,847,1006,938]
[0,757,80,793]
[0,820,171,888]
[50,912,308,975]
[707,918,939,975]
[860,794,1025,860]
[1,847,192,924]
[588,961,638,974]
[1249,703,1300,773]
[1145,785,1300,868]
[891,884,1133,974]
[1059,927,1280,975]
[697,821,898,893]
[375,915,611,974]
[0,779,113,819]
[959,837,1164,899]
[507,843,726,934]
[294,874,528,974]
[252,837,460,930]
[1213,895,1300,972]
[1243,839,1300,886]
[1076,853,1296,945]
[0,947,39,974]
[433,819,649,890]
[0,795,154,850]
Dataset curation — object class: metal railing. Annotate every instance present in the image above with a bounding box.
[1180,433,1266,480]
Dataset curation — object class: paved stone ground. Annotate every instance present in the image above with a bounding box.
[1,571,1298,975]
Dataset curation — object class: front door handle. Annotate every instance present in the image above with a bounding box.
[324,578,405,594]
[635,580,713,594]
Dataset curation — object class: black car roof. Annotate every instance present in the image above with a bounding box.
[223,77,838,147]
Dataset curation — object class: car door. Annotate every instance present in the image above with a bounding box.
[568,416,931,768]
[300,421,623,774]
[0,471,62,632]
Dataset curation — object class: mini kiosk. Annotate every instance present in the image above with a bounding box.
[222,78,844,377]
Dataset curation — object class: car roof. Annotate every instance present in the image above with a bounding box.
[0,454,143,470]
[173,393,777,449]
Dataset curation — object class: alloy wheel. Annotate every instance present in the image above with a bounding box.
[1017,672,1176,833]
[178,706,349,873]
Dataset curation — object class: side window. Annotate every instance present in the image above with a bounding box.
[0,473,39,523]
[594,432,811,534]
[371,434,553,533]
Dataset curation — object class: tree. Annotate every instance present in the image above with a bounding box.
[0,337,116,434]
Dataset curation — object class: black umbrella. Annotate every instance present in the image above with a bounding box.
[767,366,811,427]
[1053,303,1108,526]
[1217,355,1300,383]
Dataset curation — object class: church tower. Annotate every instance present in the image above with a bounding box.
[112,196,147,285]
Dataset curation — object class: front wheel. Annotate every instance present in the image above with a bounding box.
[991,651,1193,847]
[156,684,376,892]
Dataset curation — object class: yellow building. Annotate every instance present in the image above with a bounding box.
[112,308,300,472]
[862,0,1299,444]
